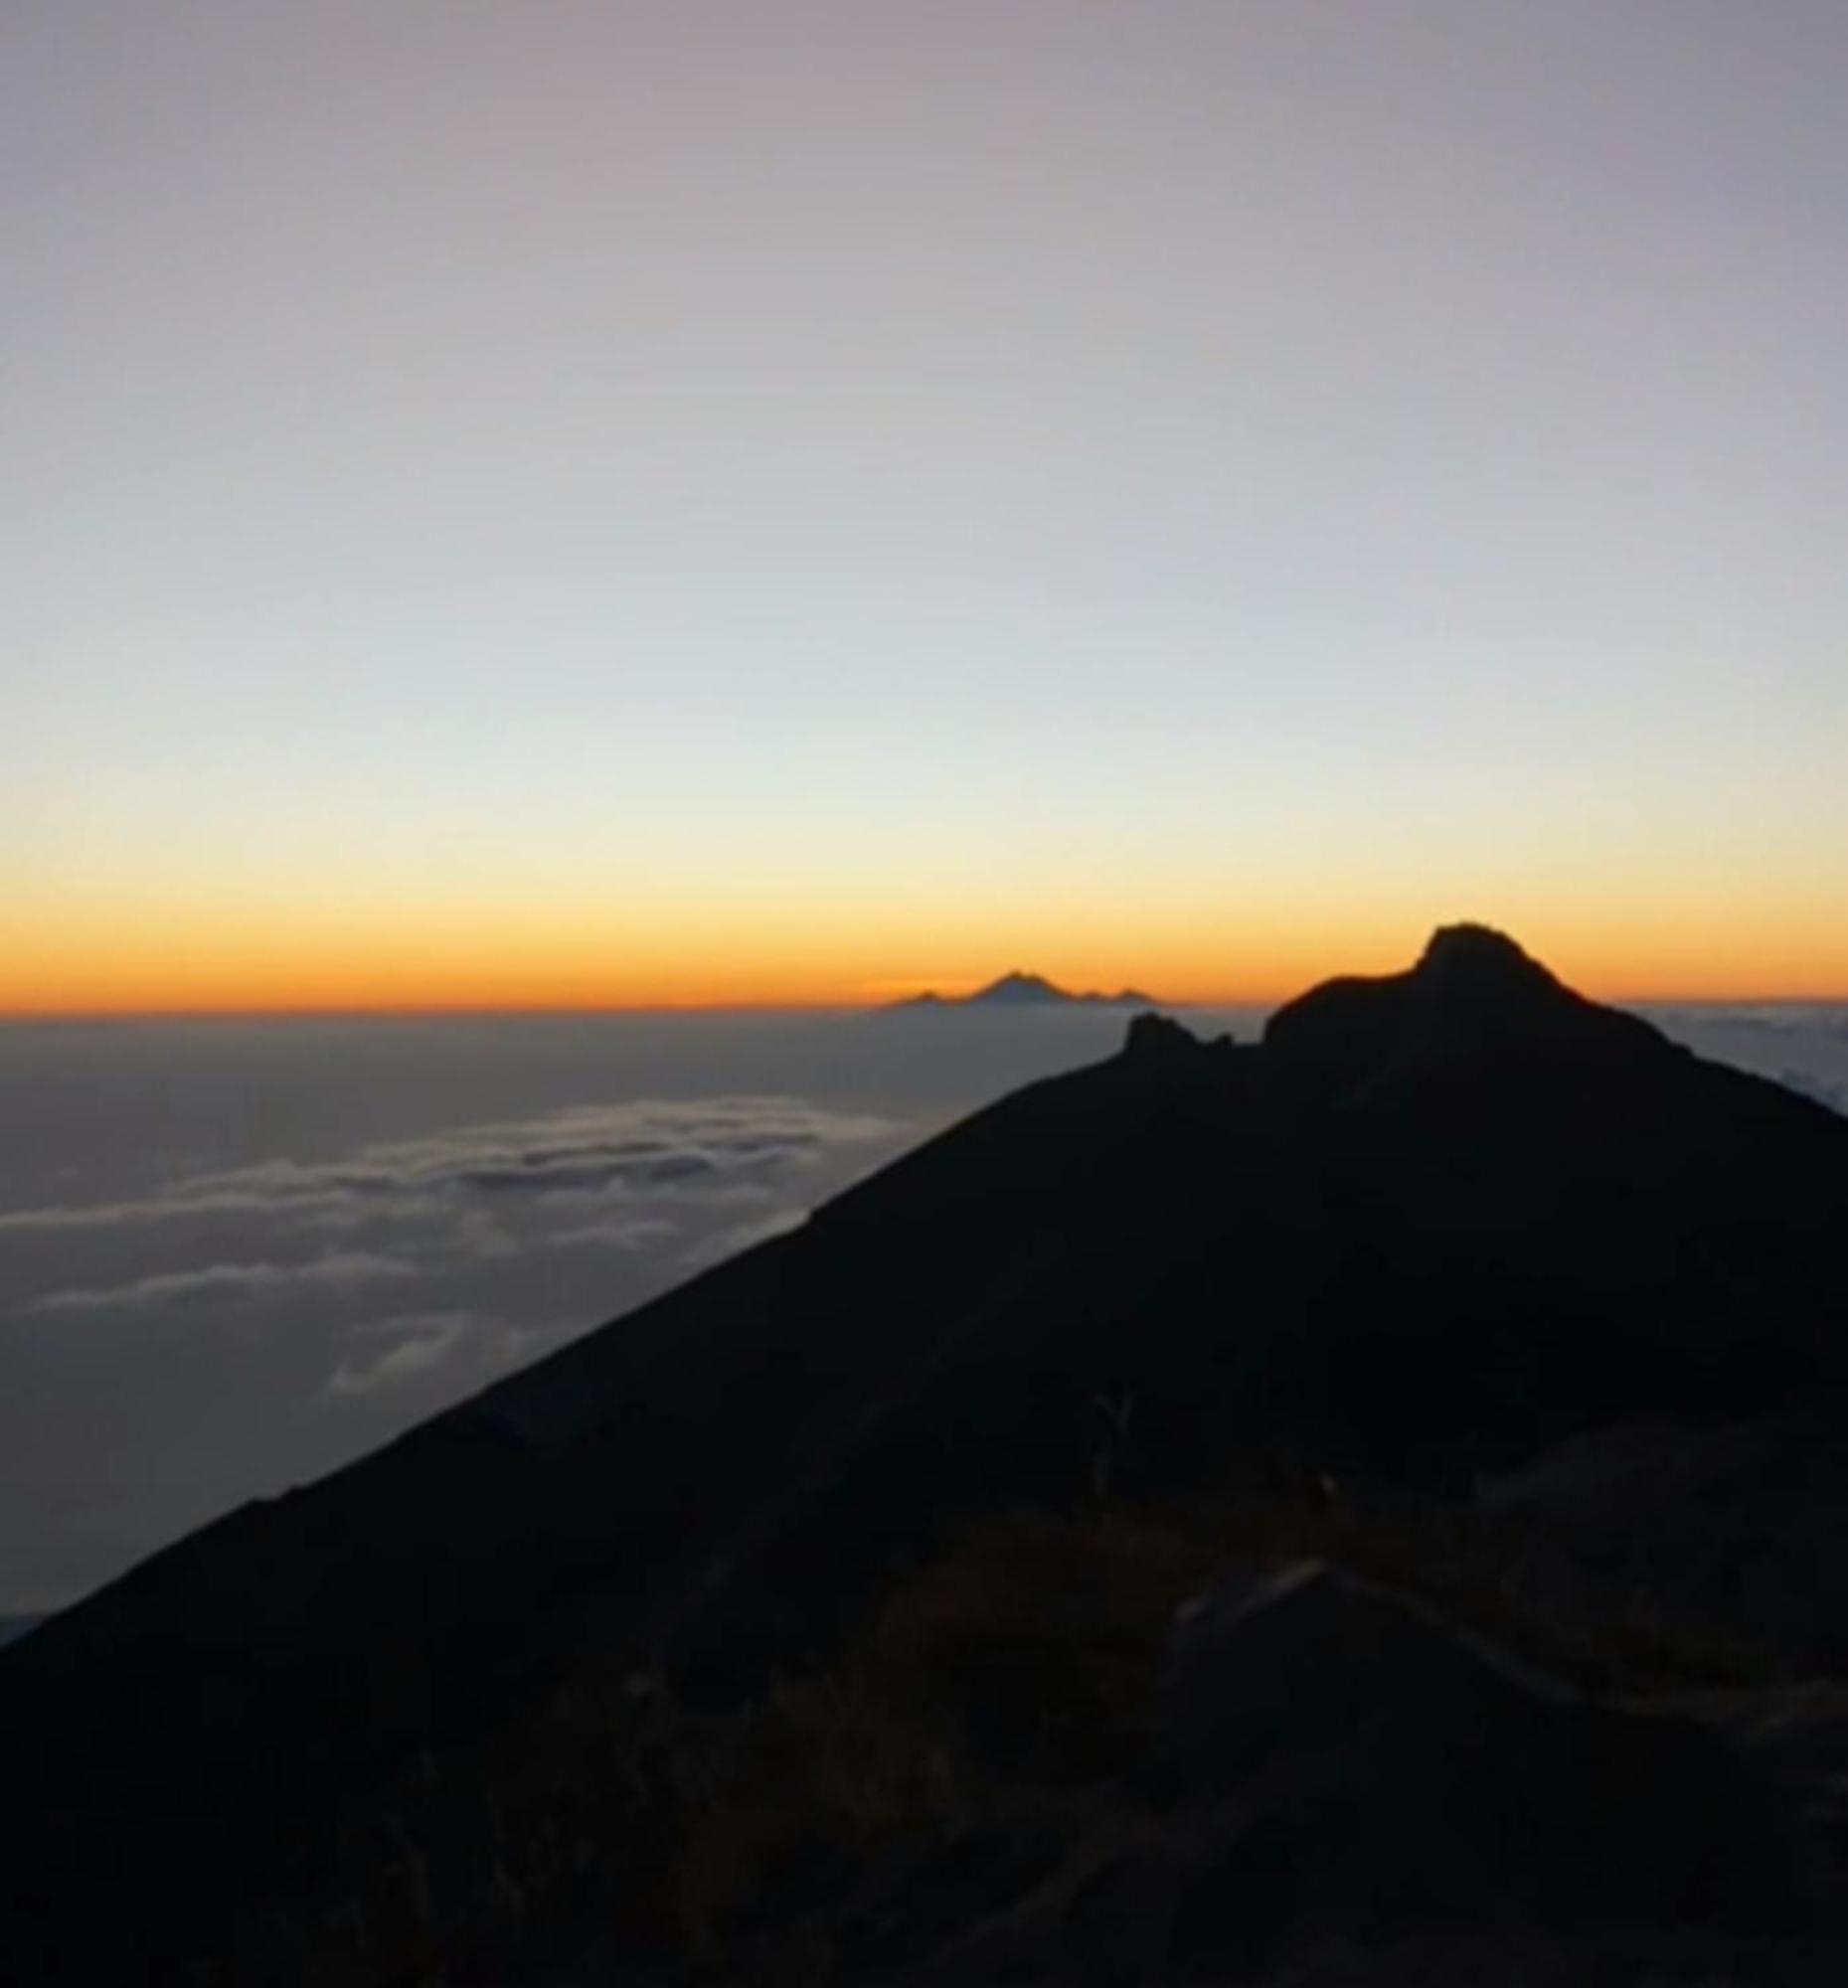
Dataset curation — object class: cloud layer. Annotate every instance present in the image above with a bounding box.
[0,1085,911,1614]
[1,1001,1839,1619]
[6,1095,893,1319]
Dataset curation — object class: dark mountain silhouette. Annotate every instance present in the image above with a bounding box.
[887,968,1162,1009]
[5,922,1848,1983]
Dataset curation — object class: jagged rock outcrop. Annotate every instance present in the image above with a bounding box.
[1120,1008,1221,1068]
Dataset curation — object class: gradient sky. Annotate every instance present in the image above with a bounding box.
[8,0,1846,1009]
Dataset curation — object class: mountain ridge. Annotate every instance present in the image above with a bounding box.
[5,921,1848,1983]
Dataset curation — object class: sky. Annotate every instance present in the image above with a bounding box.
[7,1,1846,1009]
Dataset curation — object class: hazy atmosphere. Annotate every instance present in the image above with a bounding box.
[8,0,1847,1010]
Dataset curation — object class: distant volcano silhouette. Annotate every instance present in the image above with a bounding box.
[889,968,1162,1009]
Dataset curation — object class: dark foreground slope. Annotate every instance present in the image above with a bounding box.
[4,926,1848,1984]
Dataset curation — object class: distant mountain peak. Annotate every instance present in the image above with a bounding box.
[1412,922,1562,1002]
[983,970,1065,1002]
[889,971,1161,1011]
[1263,921,1667,1099]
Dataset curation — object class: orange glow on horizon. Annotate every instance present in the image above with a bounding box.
[6,887,1847,1018]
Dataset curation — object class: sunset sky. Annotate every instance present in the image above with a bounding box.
[8,1,1845,1012]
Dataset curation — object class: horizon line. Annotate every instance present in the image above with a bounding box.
[6,986,1847,1024]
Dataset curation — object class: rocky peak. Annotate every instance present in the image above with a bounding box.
[1410,923,1566,1010]
[1260,922,1667,1101]
[1121,1011,1203,1067]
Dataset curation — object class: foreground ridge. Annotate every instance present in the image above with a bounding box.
[5,925,1848,1984]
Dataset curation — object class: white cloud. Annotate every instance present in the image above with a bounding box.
[325,1309,578,1396]
[327,1322,469,1395]
[3,1095,904,1347]
[27,1250,416,1317]
[676,1207,808,1270]
[0,1097,893,1237]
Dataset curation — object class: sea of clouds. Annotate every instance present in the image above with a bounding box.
[0,1008,1151,1614]
[0,1000,1841,1618]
